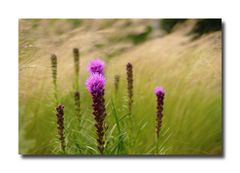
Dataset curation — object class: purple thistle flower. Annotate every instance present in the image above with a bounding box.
[155,86,165,97]
[88,58,105,75]
[154,86,165,138]
[86,73,106,154]
[86,73,105,94]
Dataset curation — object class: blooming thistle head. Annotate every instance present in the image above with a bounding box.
[88,59,105,75]
[154,86,165,97]
[86,73,105,95]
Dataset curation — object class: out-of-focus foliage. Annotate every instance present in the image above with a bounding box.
[67,19,83,28]
[160,19,222,39]
[189,19,222,39]
[126,26,153,45]
[160,19,186,33]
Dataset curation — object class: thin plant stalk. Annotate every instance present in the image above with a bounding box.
[74,91,80,122]
[114,75,120,95]
[92,89,106,154]
[110,99,125,154]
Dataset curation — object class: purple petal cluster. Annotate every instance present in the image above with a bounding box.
[88,59,105,75]
[154,86,165,96]
[86,73,105,94]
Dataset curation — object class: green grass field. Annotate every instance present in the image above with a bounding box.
[19,19,222,155]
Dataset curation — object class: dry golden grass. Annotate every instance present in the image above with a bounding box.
[19,19,221,102]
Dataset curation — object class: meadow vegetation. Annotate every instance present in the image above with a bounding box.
[19,19,222,155]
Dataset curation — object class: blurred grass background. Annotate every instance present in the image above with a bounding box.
[19,19,222,155]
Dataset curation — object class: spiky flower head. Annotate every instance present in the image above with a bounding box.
[126,62,133,113]
[56,104,64,114]
[56,104,65,152]
[51,54,57,64]
[154,86,165,96]
[126,62,132,69]
[88,59,105,75]
[86,73,105,94]
[154,86,165,139]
